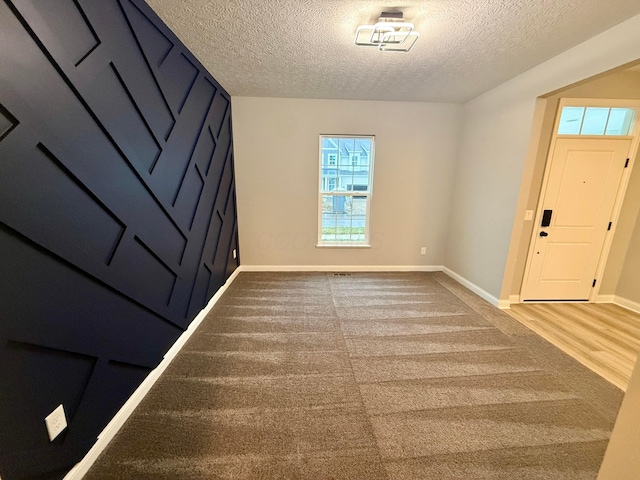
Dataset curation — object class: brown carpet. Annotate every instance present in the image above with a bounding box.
[85,272,623,479]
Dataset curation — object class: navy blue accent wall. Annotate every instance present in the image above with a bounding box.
[0,1,239,478]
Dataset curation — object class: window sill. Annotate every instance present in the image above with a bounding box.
[316,244,372,248]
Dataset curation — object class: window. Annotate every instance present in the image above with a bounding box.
[319,136,374,246]
[557,106,636,136]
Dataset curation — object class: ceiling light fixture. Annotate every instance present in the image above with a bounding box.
[354,12,420,53]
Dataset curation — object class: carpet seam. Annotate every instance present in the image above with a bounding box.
[328,272,392,480]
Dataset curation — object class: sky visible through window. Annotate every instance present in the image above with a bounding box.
[558,107,635,136]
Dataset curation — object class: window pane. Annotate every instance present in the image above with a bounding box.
[606,108,635,135]
[321,172,338,191]
[352,166,369,191]
[321,195,368,242]
[321,138,338,192]
[558,107,585,135]
[319,135,373,246]
[353,140,371,191]
[322,137,337,150]
[338,138,353,166]
[349,196,367,241]
[321,176,337,191]
[321,195,339,242]
[581,107,609,135]
[558,106,637,136]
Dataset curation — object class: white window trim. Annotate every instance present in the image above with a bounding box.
[317,135,375,247]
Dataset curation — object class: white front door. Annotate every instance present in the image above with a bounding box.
[521,137,631,301]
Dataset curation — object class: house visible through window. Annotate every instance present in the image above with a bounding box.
[319,136,374,245]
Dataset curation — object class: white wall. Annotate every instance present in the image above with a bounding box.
[232,97,461,267]
[446,97,535,296]
[601,148,640,297]
[446,13,640,299]
[615,208,640,304]
[598,352,640,479]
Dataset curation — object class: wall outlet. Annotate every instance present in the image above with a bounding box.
[45,404,67,441]
[420,247,426,255]
[232,248,237,259]
[524,210,534,221]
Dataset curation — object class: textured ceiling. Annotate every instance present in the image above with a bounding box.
[146,0,640,103]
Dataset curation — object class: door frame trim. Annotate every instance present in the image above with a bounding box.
[519,98,640,302]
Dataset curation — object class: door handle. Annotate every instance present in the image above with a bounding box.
[539,231,549,237]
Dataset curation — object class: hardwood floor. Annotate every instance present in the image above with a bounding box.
[506,303,640,391]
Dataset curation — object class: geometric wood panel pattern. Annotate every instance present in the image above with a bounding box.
[0,1,238,478]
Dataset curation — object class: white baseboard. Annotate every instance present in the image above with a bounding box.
[64,263,504,478]
[613,295,640,315]
[241,265,445,272]
[497,299,511,310]
[495,295,520,310]
[242,265,502,309]
[63,267,242,480]
[582,294,640,315]
[595,294,615,303]
[441,267,499,307]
